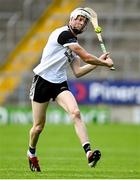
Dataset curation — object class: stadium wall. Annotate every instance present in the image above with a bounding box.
[0,105,140,125]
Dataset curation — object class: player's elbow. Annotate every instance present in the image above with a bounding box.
[72,68,83,78]
[75,73,81,78]
[73,71,82,78]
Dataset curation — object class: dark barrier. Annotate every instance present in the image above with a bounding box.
[68,80,140,105]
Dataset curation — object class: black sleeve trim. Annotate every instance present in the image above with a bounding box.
[57,31,77,45]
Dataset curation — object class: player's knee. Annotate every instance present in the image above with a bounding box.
[35,125,44,134]
[71,108,81,120]
[32,123,44,134]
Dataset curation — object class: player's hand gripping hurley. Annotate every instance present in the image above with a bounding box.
[84,7,115,70]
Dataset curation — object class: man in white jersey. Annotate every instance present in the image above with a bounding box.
[27,7,114,172]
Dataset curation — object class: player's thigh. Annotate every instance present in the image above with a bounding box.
[55,90,79,114]
[31,100,49,126]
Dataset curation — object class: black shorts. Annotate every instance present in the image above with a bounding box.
[29,75,70,103]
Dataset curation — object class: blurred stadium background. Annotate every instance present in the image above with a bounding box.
[0,0,140,124]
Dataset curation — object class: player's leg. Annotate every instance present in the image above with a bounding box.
[27,100,49,172]
[56,90,101,167]
[56,90,89,144]
[29,100,49,148]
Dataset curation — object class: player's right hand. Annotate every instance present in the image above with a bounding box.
[99,52,110,60]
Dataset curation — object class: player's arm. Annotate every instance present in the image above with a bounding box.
[68,43,113,68]
[70,57,97,78]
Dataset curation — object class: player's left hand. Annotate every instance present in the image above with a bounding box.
[105,56,114,68]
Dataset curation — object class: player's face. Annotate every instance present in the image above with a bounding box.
[70,15,88,31]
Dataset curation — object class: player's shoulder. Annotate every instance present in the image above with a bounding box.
[54,26,72,36]
[57,26,77,45]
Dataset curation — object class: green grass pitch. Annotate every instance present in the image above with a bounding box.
[0,123,140,179]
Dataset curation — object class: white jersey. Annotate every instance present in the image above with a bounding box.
[33,26,78,83]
